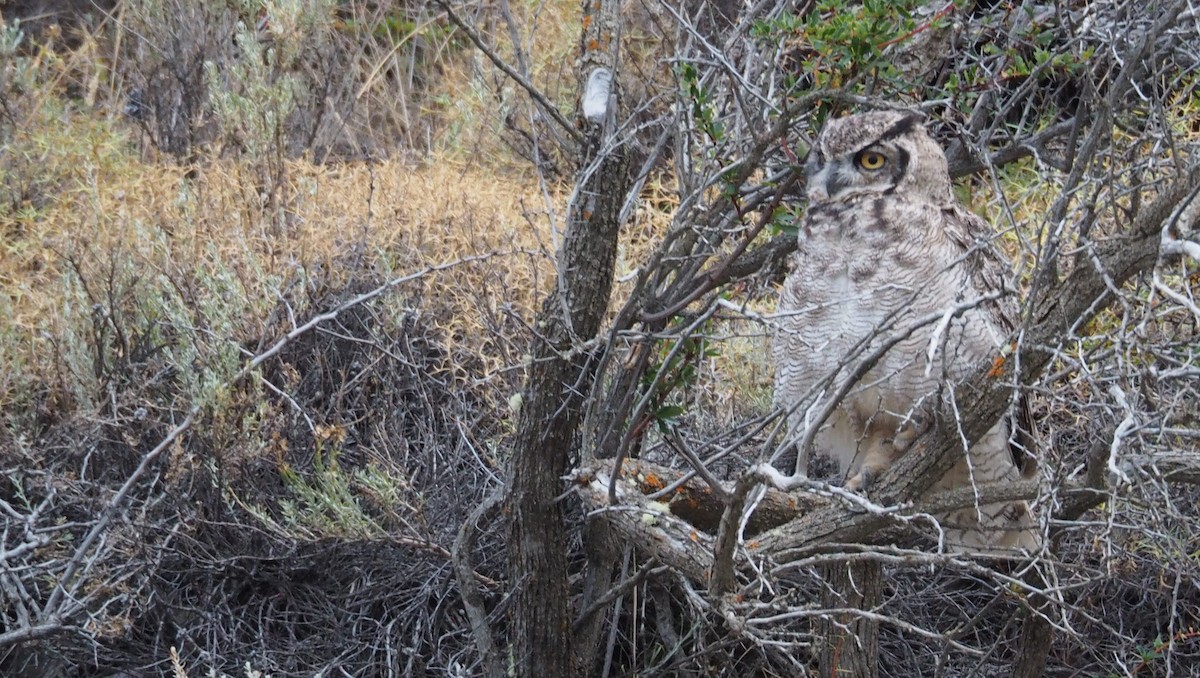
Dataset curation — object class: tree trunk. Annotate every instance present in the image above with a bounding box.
[1011,605,1052,678]
[506,0,628,673]
[817,560,882,678]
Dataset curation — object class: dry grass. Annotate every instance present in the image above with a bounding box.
[0,27,577,667]
[429,0,580,165]
[0,0,682,478]
[1,126,568,399]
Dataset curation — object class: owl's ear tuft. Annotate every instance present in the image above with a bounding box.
[879,112,926,143]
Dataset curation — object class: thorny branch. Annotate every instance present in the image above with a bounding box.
[562,0,1200,674]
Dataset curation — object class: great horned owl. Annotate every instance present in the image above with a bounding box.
[772,110,1039,553]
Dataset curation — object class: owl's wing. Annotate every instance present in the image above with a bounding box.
[942,207,1020,330]
[943,207,1040,474]
[936,418,1041,553]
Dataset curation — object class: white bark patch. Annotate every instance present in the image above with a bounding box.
[582,68,612,122]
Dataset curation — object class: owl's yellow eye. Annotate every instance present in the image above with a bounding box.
[857,151,887,170]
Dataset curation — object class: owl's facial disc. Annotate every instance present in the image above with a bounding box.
[804,111,930,203]
[806,142,909,202]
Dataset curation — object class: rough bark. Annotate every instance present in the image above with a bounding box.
[572,461,717,584]
[1010,595,1053,678]
[579,458,820,534]
[573,519,620,674]
[571,458,1119,571]
[505,0,629,674]
[818,560,883,678]
[507,158,628,673]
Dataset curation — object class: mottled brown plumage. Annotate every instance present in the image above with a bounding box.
[772,110,1038,553]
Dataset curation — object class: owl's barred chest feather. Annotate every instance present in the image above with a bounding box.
[775,165,1012,469]
[804,196,938,271]
[793,196,970,340]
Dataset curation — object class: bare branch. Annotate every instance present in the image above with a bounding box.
[433,0,583,147]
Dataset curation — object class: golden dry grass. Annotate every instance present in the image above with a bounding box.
[0,123,686,424]
[0,117,569,409]
[0,0,696,425]
[1,0,584,349]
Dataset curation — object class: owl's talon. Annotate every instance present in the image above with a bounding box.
[893,413,931,453]
[844,469,872,492]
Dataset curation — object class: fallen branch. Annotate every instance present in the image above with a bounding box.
[575,391,1200,581]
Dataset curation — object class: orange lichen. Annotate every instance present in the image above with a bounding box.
[987,354,1007,378]
[641,472,664,490]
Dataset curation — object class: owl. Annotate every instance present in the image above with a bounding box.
[772,110,1039,553]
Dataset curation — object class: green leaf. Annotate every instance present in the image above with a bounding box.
[654,404,687,421]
